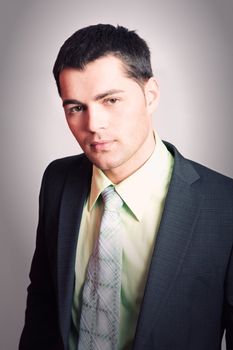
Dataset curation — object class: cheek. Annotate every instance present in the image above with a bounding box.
[66,117,82,132]
[66,118,83,140]
[121,104,149,131]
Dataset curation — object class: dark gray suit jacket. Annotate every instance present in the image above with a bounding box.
[19,142,233,350]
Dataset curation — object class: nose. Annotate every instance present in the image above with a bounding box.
[86,106,109,132]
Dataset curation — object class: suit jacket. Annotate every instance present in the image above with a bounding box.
[19,142,233,350]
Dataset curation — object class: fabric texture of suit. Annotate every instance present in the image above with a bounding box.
[19,142,233,350]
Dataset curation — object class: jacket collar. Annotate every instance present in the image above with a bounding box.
[57,155,92,349]
[133,141,203,349]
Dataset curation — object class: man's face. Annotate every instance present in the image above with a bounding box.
[59,55,159,183]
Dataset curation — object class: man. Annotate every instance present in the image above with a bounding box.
[19,24,233,350]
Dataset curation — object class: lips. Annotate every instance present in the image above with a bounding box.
[90,140,115,151]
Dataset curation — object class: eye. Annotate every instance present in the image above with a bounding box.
[104,97,119,105]
[67,105,85,114]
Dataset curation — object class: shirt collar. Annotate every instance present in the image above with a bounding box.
[88,132,172,221]
[88,166,112,211]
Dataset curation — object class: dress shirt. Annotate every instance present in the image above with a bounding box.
[69,133,174,350]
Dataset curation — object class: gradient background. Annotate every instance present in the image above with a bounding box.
[0,0,233,349]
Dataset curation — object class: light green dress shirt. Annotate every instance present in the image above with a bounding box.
[69,134,174,350]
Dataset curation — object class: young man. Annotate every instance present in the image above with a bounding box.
[19,24,233,350]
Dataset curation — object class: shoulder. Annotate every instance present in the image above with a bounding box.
[189,158,233,187]
[164,140,233,202]
[190,159,233,205]
[45,153,90,174]
[41,153,92,189]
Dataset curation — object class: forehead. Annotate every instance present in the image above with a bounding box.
[59,55,135,97]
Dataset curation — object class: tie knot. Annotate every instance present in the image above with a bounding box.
[101,186,123,211]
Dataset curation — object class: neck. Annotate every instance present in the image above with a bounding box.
[104,131,156,184]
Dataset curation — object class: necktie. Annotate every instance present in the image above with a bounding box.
[78,185,123,350]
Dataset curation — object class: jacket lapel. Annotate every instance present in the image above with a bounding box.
[133,142,204,349]
[56,156,92,349]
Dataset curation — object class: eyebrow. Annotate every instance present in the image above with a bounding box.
[63,99,82,107]
[62,89,124,107]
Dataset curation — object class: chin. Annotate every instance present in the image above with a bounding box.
[92,159,119,172]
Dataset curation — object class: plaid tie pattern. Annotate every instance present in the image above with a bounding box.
[78,185,123,350]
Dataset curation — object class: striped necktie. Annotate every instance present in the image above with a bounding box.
[78,185,123,350]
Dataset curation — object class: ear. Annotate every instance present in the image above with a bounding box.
[144,77,160,113]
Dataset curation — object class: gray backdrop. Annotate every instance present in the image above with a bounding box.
[0,0,232,349]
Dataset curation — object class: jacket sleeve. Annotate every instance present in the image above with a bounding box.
[19,166,64,350]
[225,242,233,350]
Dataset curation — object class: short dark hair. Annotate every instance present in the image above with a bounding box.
[53,24,153,95]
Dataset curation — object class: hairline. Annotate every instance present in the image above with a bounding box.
[57,52,151,96]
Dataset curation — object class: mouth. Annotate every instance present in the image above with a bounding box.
[90,140,115,151]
